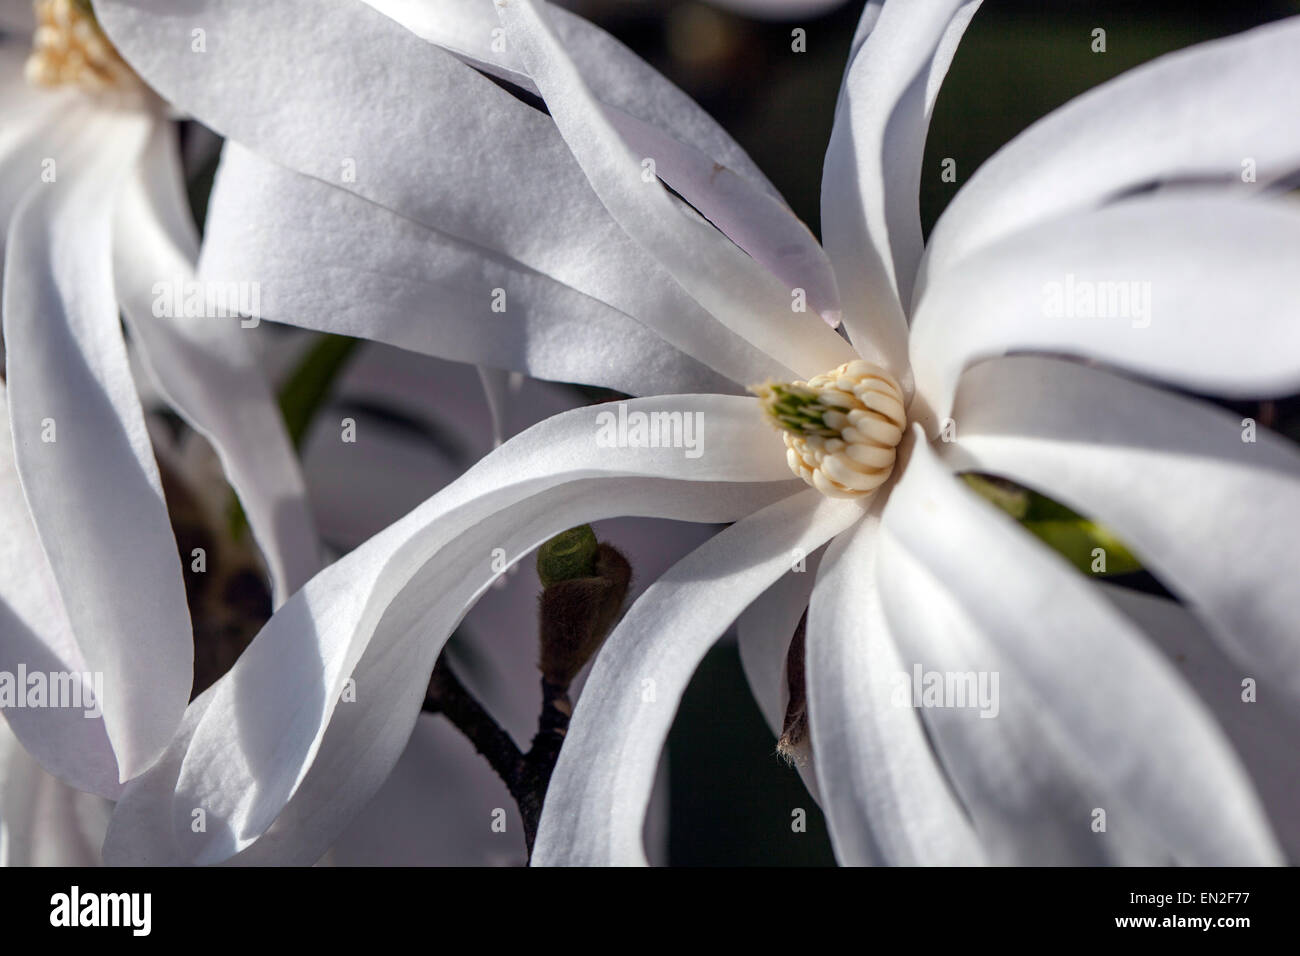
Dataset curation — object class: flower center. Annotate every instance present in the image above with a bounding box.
[25,0,138,92]
[753,360,906,499]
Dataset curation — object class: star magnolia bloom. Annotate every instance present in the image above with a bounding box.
[0,0,318,795]
[98,0,1300,865]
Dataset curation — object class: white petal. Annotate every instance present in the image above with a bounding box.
[106,396,800,864]
[3,112,192,782]
[922,16,1300,288]
[0,716,112,866]
[0,385,121,798]
[369,0,841,323]
[735,545,824,803]
[736,550,821,739]
[534,489,862,865]
[362,0,779,195]
[943,354,1300,706]
[114,121,321,605]
[1101,585,1300,861]
[310,510,707,866]
[607,107,843,327]
[96,0,786,387]
[909,196,1300,422]
[820,0,980,377]
[0,46,85,246]
[496,0,856,378]
[805,503,984,865]
[200,143,745,395]
[877,535,1171,864]
[879,431,1281,864]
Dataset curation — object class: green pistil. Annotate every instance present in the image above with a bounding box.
[755,383,840,438]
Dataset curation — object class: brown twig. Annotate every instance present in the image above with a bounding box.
[422,659,573,859]
[422,533,629,861]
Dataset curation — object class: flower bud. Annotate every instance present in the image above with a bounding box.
[537,532,631,687]
[536,524,599,587]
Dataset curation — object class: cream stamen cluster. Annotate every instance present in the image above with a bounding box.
[25,0,138,92]
[753,360,906,499]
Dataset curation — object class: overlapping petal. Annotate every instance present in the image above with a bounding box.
[909,196,1300,422]
[497,0,855,379]
[805,499,984,865]
[95,0,786,387]
[921,15,1300,289]
[0,716,112,865]
[1102,585,1300,859]
[114,122,321,604]
[363,0,842,323]
[734,540,824,802]
[0,386,120,798]
[878,431,1281,864]
[534,489,862,865]
[877,534,1171,864]
[3,109,192,782]
[820,0,980,378]
[105,396,799,863]
[943,355,1300,705]
[200,143,738,396]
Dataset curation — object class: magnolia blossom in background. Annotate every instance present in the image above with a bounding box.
[0,0,322,808]
[85,0,1300,867]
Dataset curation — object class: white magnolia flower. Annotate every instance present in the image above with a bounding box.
[98,0,1300,865]
[0,0,321,799]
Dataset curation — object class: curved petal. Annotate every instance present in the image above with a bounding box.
[3,110,192,782]
[200,143,741,396]
[0,46,87,242]
[0,385,121,798]
[735,543,824,803]
[1101,585,1300,861]
[105,395,800,864]
[921,16,1300,289]
[736,550,820,739]
[95,0,784,387]
[363,0,841,324]
[877,534,1172,864]
[607,108,843,328]
[111,477,796,865]
[879,431,1281,864]
[820,0,980,378]
[805,502,984,865]
[115,121,321,605]
[496,0,856,379]
[909,196,1300,424]
[534,489,862,866]
[0,716,112,866]
[942,355,1300,706]
[363,0,780,194]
